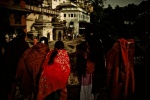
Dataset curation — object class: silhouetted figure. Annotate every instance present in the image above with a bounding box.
[84,23,106,99]
[0,32,7,99]
[0,33,7,60]
[0,33,7,64]
[142,44,150,100]
[133,43,145,100]
[58,31,61,40]
[4,28,29,100]
[76,41,95,100]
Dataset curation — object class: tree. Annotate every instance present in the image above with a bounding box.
[88,0,106,23]
[89,0,106,7]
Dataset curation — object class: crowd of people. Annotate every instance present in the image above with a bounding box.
[0,28,70,100]
[0,26,150,100]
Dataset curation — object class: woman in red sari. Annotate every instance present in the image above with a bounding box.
[37,40,70,100]
[106,38,135,100]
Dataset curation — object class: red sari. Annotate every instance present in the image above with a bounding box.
[15,43,50,97]
[106,38,135,100]
[37,49,70,100]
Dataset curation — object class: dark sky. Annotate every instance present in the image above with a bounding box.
[104,0,145,8]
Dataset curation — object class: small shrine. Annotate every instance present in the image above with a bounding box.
[27,27,39,40]
[32,14,53,41]
[52,17,67,40]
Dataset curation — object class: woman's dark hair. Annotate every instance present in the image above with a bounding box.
[48,41,64,65]
[39,37,48,45]
[54,40,64,49]
[76,41,89,77]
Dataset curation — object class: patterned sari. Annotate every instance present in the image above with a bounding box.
[37,49,70,100]
[15,43,50,99]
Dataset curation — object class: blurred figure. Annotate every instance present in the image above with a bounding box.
[15,37,50,100]
[13,33,16,38]
[33,36,38,45]
[0,32,7,99]
[4,28,30,100]
[142,43,150,99]
[37,40,70,100]
[58,31,61,40]
[5,33,10,43]
[76,41,95,100]
[0,33,7,61]
[68,33,71,41]
[106,38,135,100]
[85,23,106,100]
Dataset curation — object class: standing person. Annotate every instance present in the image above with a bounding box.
[106,38,135,100]
[33,36,38,45]
[68,33,71,41]
[37,40,70,100]
[72,33,75,40]
[0,32,7,99]
[85,23,106,100]
[142,43,150,99]
[0,33,7,62]
[76,41,95,100]
[15,37,50,100]
[5,33,10,43]
[58,31,61,40]
[4,28,30,100]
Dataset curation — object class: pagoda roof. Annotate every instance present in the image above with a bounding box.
[56,2,78,10]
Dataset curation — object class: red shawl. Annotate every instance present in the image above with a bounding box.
[106,38,135,100]
[37,49,70,100]
[15,43,50,96]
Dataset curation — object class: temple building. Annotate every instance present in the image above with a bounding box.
[56,1,90,36]
[0,0,31,39]
[52,17,67,40]
[0,0,90,41]
[25,0,59,41]
[0,0,60,41]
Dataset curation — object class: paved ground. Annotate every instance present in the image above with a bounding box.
[49,38,83,53]
[28,36,85,54]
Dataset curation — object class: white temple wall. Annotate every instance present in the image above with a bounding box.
[26,13,39,32]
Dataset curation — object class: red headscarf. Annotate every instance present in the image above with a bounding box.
[37,49,70,100]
